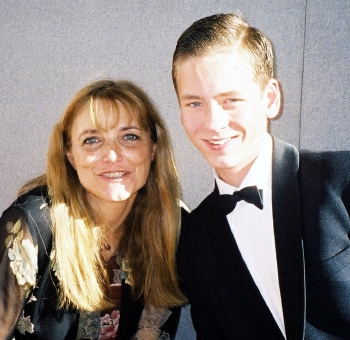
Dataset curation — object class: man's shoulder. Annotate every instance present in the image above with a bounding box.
[272,136,350,168]
[300,149,350,159]
[178,192,216,259]
[189,191,216,217]
[300,149,350,168]
[299,150,350,183]
[272,136,299,157]
[180,191,216,233]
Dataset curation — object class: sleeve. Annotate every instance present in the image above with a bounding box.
[0,204,38,339]
[133,306,173,340]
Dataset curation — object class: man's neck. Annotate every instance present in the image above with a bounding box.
[215,134,272,189]
[217,160,256,188]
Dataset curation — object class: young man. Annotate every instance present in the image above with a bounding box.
[173,13,350,339]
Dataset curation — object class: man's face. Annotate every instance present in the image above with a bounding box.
[175,50,280,186]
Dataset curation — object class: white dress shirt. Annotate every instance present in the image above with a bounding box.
[215,134,286,337]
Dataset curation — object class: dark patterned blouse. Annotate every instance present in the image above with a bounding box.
[0,187,179,340]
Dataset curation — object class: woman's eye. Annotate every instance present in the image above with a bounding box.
[123,134,139,141]
[83,137,100,145]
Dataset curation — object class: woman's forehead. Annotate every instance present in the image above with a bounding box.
[84,98,142,129]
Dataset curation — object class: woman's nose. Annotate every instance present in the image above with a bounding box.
[101,142,120,162]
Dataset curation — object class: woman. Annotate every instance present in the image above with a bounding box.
[0,79,187,339]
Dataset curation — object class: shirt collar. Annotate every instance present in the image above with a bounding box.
[214,134,272,194]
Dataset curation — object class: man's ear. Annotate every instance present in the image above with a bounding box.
[263,78,281,119]
[66,151,76,170]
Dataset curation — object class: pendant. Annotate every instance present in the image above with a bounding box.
[103,242,111,251]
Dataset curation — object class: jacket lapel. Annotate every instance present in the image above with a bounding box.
[208,188,285,339]
[271,137,306,339]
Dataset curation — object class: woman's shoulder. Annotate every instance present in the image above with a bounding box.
[2,186,50,230]
[0,187,53,339]
[1,186,49,230]
[13,185,50,209]
[1,185,52,265]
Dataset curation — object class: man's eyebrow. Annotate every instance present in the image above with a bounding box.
[215,91,243,99]
[180,91,243,101]
[179,94,203,101]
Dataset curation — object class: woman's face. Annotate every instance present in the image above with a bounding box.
[66,101,156,209]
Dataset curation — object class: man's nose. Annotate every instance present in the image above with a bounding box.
[204,102,228,132]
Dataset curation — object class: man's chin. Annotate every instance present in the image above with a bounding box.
[206,158,239,172]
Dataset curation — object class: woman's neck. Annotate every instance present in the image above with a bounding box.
[87,193,137,261]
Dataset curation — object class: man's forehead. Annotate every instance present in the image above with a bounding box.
[177,47,252,71]
[177,52,255,83]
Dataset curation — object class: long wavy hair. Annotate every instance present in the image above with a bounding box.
[20,79,186,311]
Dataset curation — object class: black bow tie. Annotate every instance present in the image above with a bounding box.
[215,186,263,216]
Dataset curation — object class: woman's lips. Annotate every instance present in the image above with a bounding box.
[101,171,127,179]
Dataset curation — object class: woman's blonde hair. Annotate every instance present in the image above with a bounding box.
[21,79,186,311]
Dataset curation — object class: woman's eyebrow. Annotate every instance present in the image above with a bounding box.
[120,125,142,131]
[77,129,98,140]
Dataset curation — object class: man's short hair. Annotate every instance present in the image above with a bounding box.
[172,13,275,91]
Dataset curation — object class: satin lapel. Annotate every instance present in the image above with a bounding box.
[271,137,306,339]
[208,188,285,339]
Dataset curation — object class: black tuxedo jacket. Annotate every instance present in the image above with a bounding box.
[177,137,350,339]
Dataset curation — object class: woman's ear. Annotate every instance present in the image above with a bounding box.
[151,144,157,161]
[263,78,281,119]
[66,151,76,170]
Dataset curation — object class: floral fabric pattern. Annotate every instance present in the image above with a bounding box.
[76,253,123,340]
[77,310,120,340]
[132,306,172,340]
[4,218,38,336]
[0,193,175,339]
[16,313,35,335]
[8,237,38,289]
[100,310,120,340]
[120,257,132,285]
[6,219,38,291]
[49,248,61,281]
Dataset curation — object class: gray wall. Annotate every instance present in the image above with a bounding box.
[1,1,349,213]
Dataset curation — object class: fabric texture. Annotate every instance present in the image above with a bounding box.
[214,186,263,215]
[177,136,350,339]
[0,186,180,340]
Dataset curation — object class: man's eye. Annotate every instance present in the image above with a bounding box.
[83,137,100,144]
[189,102,202,107]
